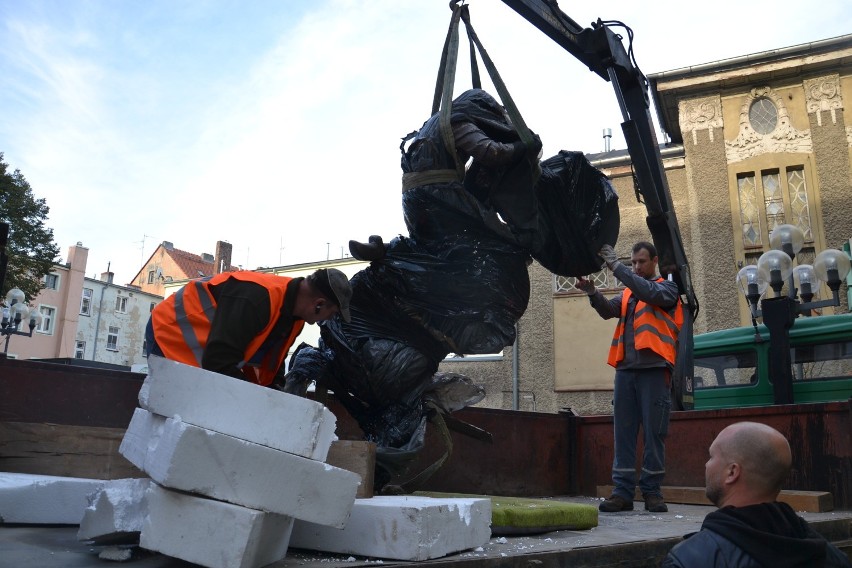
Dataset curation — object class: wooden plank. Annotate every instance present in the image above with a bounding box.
[596,485,834,513]
[0,422,145,480]
[326,440,376,498]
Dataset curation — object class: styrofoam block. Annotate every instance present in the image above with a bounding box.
[77,478,151,543]
[290,496,492,561]
[0,472,104,525]
[120,408,359,527]
[139,355,337,461]
[141,483,293,568]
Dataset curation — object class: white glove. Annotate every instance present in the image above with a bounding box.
[599,245,619,270]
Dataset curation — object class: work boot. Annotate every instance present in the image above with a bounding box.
[599,494,634,512]
[348,235,385,261]
[643,494,668,513]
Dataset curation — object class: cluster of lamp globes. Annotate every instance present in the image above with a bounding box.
[736,224,852,310]
[1,287,43,334]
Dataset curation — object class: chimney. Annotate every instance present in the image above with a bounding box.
[214,241,233,274]
[101,271,114,284]
[201,253,214,263]
[603,128,612,153]
[67,242,89,273]
[162,241,174,250]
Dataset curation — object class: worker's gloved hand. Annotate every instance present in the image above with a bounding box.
[599,245,619,270]
[575,277,596,296]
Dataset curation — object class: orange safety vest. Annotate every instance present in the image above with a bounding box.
[607,278,683,368]
[150,271,305,386]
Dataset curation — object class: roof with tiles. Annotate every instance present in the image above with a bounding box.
[167,246,214,279]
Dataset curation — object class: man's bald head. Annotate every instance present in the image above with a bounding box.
[705,422,792,507]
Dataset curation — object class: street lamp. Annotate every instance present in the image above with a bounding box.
[1,287,43,355]
[735,224,851,405]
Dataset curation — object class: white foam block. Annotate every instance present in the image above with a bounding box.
[290,496,492,561]
[120,408,359,527]
[77,478,151,543]
[141,483,293,568]
[0,472,104,525]
[139,355,336,461]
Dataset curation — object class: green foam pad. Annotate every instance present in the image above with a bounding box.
[413,492,598,535]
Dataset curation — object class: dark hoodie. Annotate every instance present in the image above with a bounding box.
[662,502,851,568]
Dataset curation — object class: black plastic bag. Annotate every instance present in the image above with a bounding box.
[532,150,620,276]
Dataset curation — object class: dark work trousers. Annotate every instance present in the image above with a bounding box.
[611,367,671,501]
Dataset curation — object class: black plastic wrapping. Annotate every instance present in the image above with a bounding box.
[532,150,620,276]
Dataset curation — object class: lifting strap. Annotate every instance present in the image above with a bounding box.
[395,403,453,494]
[433,2,535,178]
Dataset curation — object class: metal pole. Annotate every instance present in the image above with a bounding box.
[512,323,520,411]
[761,296,797,405]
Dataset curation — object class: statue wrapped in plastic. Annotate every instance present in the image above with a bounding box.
[283,89,619,489]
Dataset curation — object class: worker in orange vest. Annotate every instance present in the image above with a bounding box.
[146,268,351,386]
[577,241,683,514]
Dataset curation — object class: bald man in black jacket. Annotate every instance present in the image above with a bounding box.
[663,421,851,567]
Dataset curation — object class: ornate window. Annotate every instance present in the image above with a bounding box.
[748,98,778,135]
[736,165,814,255]
[554,267,624,294]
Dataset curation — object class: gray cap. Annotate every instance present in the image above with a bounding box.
[318,268,352,323]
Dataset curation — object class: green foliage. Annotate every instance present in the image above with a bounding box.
[0,153,60,302]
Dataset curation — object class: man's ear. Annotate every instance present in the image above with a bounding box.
[725,462,742,485]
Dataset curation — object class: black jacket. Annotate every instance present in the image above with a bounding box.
[662,502,852,568]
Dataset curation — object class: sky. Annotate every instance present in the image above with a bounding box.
[2,0,850,286]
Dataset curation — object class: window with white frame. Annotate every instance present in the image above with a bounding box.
[37,305,56,334]
[75,340,86,359]
[115,296,128,313]
[147,270,156,284]
[44,273,59,290]
[107,326,119,351]
[80,288,93,316]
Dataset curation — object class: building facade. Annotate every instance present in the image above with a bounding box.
[2,243,88,360]
[74,274,162,369]
[4,242,162,369]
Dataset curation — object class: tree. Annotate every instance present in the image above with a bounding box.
[0,153,60,302]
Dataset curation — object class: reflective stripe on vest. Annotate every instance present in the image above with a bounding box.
[607,278,683,368]
[173,278,215,366]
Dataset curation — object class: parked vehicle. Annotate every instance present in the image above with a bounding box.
[693,313,852,409]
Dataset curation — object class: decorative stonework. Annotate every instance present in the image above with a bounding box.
[679,96,723,145]
[725,86,812,163]
[804,74,843,126]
